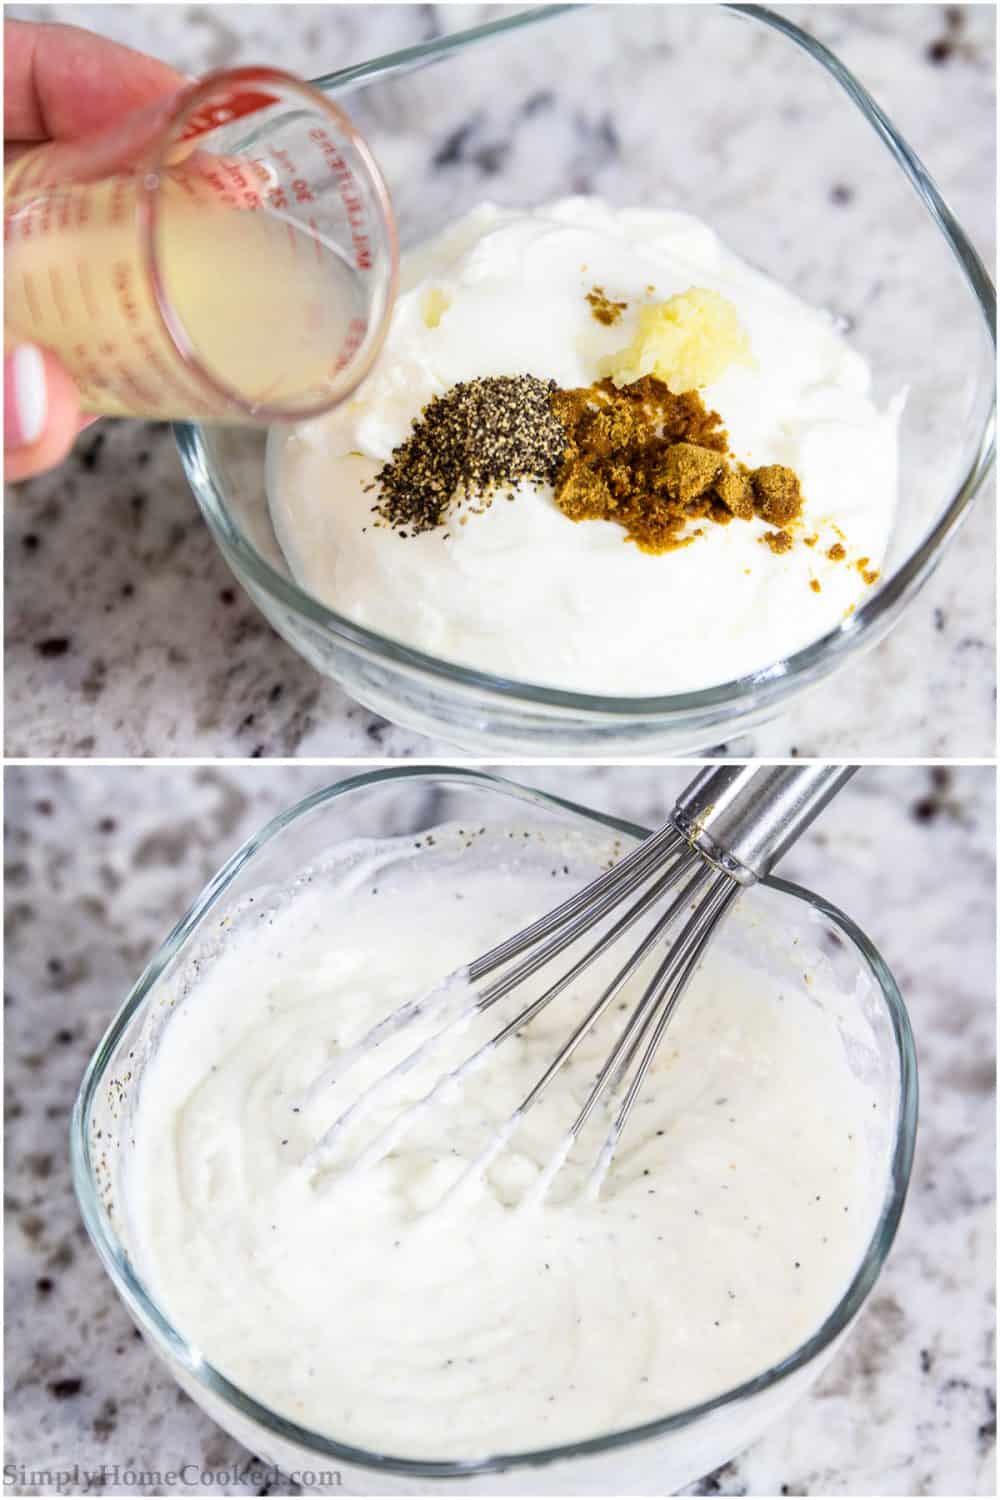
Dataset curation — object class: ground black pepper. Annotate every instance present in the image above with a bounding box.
[368,375,566,535]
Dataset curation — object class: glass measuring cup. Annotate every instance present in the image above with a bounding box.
[3,66,398,423]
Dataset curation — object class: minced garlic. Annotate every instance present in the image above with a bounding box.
[421,287,452,329]
[603,286,753,393]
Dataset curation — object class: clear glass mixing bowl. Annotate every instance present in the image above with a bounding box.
[72,766,918,1496]
[173,3,995,755]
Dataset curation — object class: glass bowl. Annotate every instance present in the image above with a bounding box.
[173,3,995,755]
[72,766,917,1495]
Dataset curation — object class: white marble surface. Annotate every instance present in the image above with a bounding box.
[3,3,996,758]
[4,764,995,1496]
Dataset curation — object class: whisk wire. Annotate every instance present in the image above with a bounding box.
[610,874,740,1139]
[306,834,690,1169]
[301,766,853,1202]
[487,854,695,1059]
[567,863,722,1141]
[468,825,683,984]
[582,873,739,1199]
[516,857,718,1121]
[305,834,695,1170]
[473,831,687,1007]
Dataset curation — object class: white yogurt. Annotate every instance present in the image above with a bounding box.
[125,825,888,1462]
[267,198,903,694]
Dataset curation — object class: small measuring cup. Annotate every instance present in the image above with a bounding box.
[3,66,398,423]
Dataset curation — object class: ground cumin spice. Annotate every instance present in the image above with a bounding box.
[761,529,794,556]
[550,375,804,554]
[586,286,628,326]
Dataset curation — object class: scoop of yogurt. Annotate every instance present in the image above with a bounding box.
[125,824,889,1462]
[267,198,903,695]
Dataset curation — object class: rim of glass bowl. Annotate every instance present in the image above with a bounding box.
[72,765,919,1481]
[173,2,996,723]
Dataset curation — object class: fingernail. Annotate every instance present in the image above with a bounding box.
[5,344,48,449]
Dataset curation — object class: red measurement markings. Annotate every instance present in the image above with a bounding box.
[34,196,52,239]
[200,168,237,207]
[133,333,218,416]
[72,344,110,395]
[48,266,71,326]
[103,265,211,415]
[7,196,48,242]
[331,316,368,374]
[271,147,297,177]
[173,172,201,202]
[307,129,372,271]
[112,260,141,327]
[197,158,263,211]
[108,175,132,227]
[308,217,323,265]
[176,89,280,144]
[113,358,160,411]
[76,260,98,321]
[2,196,44,244]
[20,272,41,325]
[219,158,262,209]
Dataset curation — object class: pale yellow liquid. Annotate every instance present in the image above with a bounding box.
[4,168,363,420]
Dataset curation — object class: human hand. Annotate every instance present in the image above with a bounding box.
[4,20,184,481]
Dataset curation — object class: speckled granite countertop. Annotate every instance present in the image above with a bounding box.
[5,764,995,1496]
[3,4,996,758]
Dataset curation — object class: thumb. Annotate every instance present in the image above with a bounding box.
[4,343,83,482]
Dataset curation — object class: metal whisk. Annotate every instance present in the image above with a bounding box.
[305,765,856,1200]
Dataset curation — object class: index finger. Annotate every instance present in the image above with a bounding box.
[4,19,185,142]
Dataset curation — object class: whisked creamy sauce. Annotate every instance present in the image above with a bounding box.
[125,826,888,1460]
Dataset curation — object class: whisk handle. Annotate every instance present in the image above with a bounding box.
[672,765,856,884]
